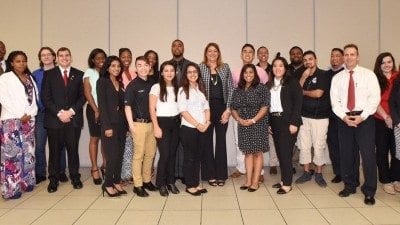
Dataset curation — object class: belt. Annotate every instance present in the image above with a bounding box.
[270,112,283,117]
[346,111,363,116]
[134,118,152,123]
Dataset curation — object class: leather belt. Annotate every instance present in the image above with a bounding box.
[134,118,151,123]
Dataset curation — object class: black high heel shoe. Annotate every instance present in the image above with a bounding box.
[91,169,102,185]
[277,186,292,194]
[102,185,119,197]
[114,184,127,195]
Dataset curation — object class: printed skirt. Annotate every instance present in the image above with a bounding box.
[121,132,134,180]
[0,119,35,199]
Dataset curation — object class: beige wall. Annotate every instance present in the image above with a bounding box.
[2,0,400,166]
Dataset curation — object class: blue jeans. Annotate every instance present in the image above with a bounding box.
[35,111,67,177]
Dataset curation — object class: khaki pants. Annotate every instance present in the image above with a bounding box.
[132,122,157,187]
[298,117,329,166]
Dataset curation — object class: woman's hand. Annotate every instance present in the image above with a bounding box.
[384,116,393,129]
[220,109,231,124]
[105,129,113,137]
[95,110,100,123]
[154,126,162,138]
[289,125,298,134]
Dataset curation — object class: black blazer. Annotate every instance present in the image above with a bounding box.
[390,76,400,125]
[41,67,85,129]
[279,75,303,127]
[97,77,127,131]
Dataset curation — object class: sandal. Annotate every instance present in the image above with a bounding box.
[208,180,217,186]
[217,180,225,186]
[91,169,102,185]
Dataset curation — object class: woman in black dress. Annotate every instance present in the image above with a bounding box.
[231,64,269,192]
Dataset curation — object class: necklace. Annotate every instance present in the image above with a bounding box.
[210,74,218,85]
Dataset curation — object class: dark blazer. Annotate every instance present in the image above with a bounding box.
[97,77,127,131]
[41,66,85,129]
[278,75,303,127]
[390,76,400,125]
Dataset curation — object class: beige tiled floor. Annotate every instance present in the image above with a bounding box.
[1,166,400,225]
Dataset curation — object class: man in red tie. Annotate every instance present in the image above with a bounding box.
[330,44,380,205]
[42,47,86,193]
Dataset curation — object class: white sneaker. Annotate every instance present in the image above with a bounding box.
[382,183,396,195]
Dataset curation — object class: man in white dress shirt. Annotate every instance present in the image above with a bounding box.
[330,44,380,205]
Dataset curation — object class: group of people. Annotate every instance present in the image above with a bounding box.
[1,39,399,206]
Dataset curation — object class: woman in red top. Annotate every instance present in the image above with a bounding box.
[374,52,399,195]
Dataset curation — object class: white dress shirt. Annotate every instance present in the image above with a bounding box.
[330,65,380,120]
[178,86,210,128]
[270,78,283,112]
[150,84,179,117]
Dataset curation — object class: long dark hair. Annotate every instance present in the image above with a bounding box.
[267,55,291,89]
[237,64,260,89]
[6,51,31,75]
[159,61,178,102]
[374,52,396,92]
[100,56,124,83]
[144,50,159,75]
[88,48,107,69]
[180,62,206,99]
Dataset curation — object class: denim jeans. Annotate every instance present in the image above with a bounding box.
[35,110,67,177]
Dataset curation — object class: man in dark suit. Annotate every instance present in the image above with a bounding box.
[42,47,86,193]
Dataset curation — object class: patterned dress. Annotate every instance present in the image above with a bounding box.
[1,76,36,199]
[231,84,270,154]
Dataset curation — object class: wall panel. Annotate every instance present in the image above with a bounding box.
[380,0,400,66]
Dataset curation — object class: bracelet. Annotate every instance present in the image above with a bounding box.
[251,119,256,124]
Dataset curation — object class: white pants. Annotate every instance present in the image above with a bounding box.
[298,117,329,166]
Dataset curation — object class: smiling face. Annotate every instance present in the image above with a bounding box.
[241,46,254,64]
[303,54,317,69]
[171,40,184,58]
[381,56,394,74]
[343,47,359,70]
[186,65,199,85]
[108,60,121,78]
[40,49,55,67]
[273,59,286,79]
[206,45,219,63]
[57,50,72,69]
[93,52,106,70]
[146,52,157,68]
[120,50,132,69]
[243,66,255,85]
[162,64,175,83]
[330,50,344,69]
[11,54,27,75]
[257,47,269,63]
[135,59,150,78]
[289,48,303,65]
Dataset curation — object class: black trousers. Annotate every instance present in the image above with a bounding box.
[201,99,228,181]
[156,116,180,187]
[338,116,377,196]
[47,124,81,181]
[375,118,400,183]
[101,123,126,187]
[174,143,184,178]
[270,115,297,186]
[181,125,205,188]
[327,116,341,176]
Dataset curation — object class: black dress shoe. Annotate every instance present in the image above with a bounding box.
[338,189,356,197]
[143,182,158,191]
[331,175,342,183]
[47,180,58,193]
[159,186,169,196]
[36,175,47,184]
[197,188,207,194]
[167,184,180,194]
[364,195,375,205]
[58,173,68,183]
[71,180,83,189]
[272,183,282,189]
[134,186,149,197]
[186,188,201,196]
[277,187,292,194]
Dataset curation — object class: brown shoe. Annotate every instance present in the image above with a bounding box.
[258,175,264,183]
[269,166,277,175]
[230,170,244,178]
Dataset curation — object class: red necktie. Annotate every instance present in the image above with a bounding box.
[347,70,355,111]
[63,69,68,86]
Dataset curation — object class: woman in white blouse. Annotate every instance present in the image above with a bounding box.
[178,62,210,196]
[149,61,181,197]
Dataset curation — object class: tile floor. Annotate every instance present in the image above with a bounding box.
[1,166,400,225]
